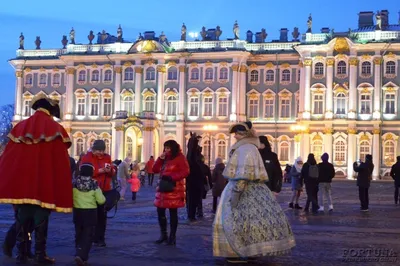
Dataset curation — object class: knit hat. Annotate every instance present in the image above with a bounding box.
[321,153,329,162]
[80,163,94,177]
[92,140,106,151]
[366,154,373,161]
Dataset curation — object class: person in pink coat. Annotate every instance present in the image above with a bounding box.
[127,165,141,202]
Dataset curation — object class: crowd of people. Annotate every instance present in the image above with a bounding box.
[0,95,399,265]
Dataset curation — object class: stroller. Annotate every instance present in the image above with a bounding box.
[139,168,146,186]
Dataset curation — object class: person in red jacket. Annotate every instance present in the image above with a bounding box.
[153,140,189,246]
[145,156,155,186]
[80,140,115,247]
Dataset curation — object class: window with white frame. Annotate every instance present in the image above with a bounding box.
[313,94,324,114]
[281,69,291,82]
[335,92,347,115]
[334,140,346,161]
[279,142,289,161]
[280,98,291,118]
[312,140,323,162]
[385,61,396,75]
[78,70,86,82]
[314,62,324,75]
[25,74,33,86]
[219,67,228,80]
[264,98,274,118]
[205,68,213,81]
[189,97,199,116]
[122,96,134,115]
[77,98,85,116]
[104,139,110,154]
[104,70,112,82]
[203,97,213,116]
[190,68,199,81]
[39,73,47,85]
[53,73,60,86]
[250,70,259,82]
[125,136,133,157]
[266,70,274,82]
[167,67,178,81]
[217,97,228,117]
[384,140,395,164]
[144,96,155,111]
[23,99,31,117]
[359,140,370,162]
[248,98,259,119]
[91,70,100,82]
[337,61,347,75]
[124,67,134,81]
[360,93,371,114]
[146,67,156,81]
[166,95,177,116]
[361,62,371,75]
[203,139,210,162]
[384,93,395,114]
[217,139,226,159]
[103,98,112,116]
[76,139,84,156]
[90,97,99,116]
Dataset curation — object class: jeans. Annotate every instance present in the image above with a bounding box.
[118,179,127,199]
[358,187,369,210]
[318,183,333,208]
[304,183,319,212]
[148,173,154,186]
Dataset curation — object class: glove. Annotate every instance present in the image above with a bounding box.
[230,191,241,209]
[161,175,173,182]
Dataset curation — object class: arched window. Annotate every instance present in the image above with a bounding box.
[217,139,226,160]
[359,140,370,162]
[250,70,259,82]
[144,96,155,111]
[279,142,289,161]
[337,61,347,75]
[314,62,324,75]
[248,98,258,118]
[104,69,112,82]
[281,69,291,82]
[384,93,395,114]
[25,74,33,85]
[335,92,347,115]
[266,70,274,82]
[91,70,100,82]
[190,68,199,81]
[385,61,396,74]
[167,67,178,80]
[126,136,133,157]
[219,67,228,80]
[146,67,156,80]
[384,140,395,165]
[203,139,210,163]
[205,68,213,80]
[76,139,84,156]
[53,73,60,86]
[124,67,134,81]
[166,95,177,116]
[334,140,346,162]
[361,62,371,75]
[312,140,323,162]
[78,70,86,82]
[39,73,47,85]
[122,96,134,115]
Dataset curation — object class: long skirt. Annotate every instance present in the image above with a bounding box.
[213,181,296,258]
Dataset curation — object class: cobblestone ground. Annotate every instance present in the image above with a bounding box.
[0,180,399,266]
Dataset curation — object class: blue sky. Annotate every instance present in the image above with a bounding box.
[0,0,398,106]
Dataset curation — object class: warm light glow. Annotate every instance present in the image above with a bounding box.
[138,137,143,145]
[290,125,307,132]
[189,32,199,39]
[203,124,219,131]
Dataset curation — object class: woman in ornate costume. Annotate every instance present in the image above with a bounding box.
[213,121,295,263]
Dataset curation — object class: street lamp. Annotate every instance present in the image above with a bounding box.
[202,124,219,166]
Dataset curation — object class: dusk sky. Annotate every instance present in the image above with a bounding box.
[0,0,398,106]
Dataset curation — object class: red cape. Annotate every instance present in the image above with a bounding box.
[0,110,73,213]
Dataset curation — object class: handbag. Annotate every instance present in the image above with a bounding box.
[102,173,120,218]
[159,179,176,192]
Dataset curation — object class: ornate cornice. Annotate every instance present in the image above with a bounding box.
[114,66,122,74]
[15,71,23,78]
[66,68,75,75]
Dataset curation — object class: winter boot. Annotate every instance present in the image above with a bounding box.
[2,222,16,258]
[15,221,28,264]
[34,220,55,265]
[155,217,168,244]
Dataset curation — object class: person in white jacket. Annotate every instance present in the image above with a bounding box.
[117,157,131,200]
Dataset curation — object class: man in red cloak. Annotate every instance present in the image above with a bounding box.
[0,95,73,264]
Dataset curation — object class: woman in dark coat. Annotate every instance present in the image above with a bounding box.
[301,153,320,213]
[211,157,226,213]
[258,136,283,193]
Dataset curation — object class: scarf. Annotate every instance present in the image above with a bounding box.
[294,157,303,173]
[73,175,99,192]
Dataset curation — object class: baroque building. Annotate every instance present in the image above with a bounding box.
[9,11,400,179]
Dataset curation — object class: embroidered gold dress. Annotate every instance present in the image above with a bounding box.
[213,137,295,258]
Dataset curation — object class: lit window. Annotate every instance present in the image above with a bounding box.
[203,97,213,116]
[334,140,346,161]
[90,97,99,116]
[314,62,324,75]
[205,68,213,80]
[219,68,228,80]
[250,70,259,82]
[279,142,289,161]
[126,136,133,157]
[335,93,347,115]
[312,140,323,162]
[77,98,85,116]
[218,97,228,117]
[122,96,134,115]
[384,141,395,165]
[266,70,274,82]
[103,98,112,116]
[359,140,370,162]
[313,94,324,114]
[189,97,199,116]
[264,98,274,118]
[146,67,156,81]
[144,96,155,111]
[360,93,371,114]
[280,99,290,118]
[384,93,395,114]
[337,61,347,75]
[361,62,371,75]
[217,140,226,160]
[385,61,396,75]
[166,96,177,116]
[124,67,134,81]
[203,139,210,163]
[248,98,258,118]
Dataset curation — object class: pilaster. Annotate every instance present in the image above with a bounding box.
[372,128,381,179]
[323,127,333,163]
[373,57,382,119]
[238,65,247,122]
[325,58,334,119]
[348,58,358,119]
[300,129,310,160]
[177,65,186,121]
[111,120,124,160]
[134,65,143,116]
[64,66,75,120]
[298,62,305,118]
[114,64,122,113]
[347,128,357,179]
[156,64,166,120]
[175,121,185,148]
[303,59,312,119]
[230,64,239,122]
[294,134,301,161]
[14,70,23,121]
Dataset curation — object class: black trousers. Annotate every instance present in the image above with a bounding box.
[212,197,219,212]
[94,204,107,243]
[74,224,94,261]
[157,208,178,236]
[395,186,400,204]
[148,173,154,186]
[187,189,202,219]
[359,187,369,210]
[132,192,137,201]
[305,183,319,212]
[196,200,203,216]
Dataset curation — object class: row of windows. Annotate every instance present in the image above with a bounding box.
[312,60,396,76]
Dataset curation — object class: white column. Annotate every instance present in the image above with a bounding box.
[294,135,301,161]
[323,128,333,163]
[158,122,165,155]
[325,58,334,119]
[347,129,357,179]
[230,64,239,122]
[134,66,143,116]
[238,65,247,122]
[373,57,382,119]
[111,121,124,160]
[14,70,23,120]
[142,127,154,163]
[348,58,358,119]
[156,64,165,119]
[303,59,312,119]
[114,65,122,113]
[178,65,186,121]
[175,122,185,148]
[298,63,305,116]
[372,129,381,180]
[64,67,75,120]
[300,132,310,160]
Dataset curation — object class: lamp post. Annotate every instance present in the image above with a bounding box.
[202,124,219,166]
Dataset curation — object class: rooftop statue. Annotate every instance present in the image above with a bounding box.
[35,36,41,50]
[200,26,207,41]
[233,20,240,39]
[137,33,143,41]
[307,14,312,33]
[88,30,95,45]
[70,27,75,44]
[117,24,123,42]
[61,35,68,49]
[19,32,24,50]
[376,11,382,30]
[181,23,187,41]
[292,27,299,41]
[261,28,267,42]
[216,26,222,41]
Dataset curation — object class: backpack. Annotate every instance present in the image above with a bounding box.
[308,164,319,179]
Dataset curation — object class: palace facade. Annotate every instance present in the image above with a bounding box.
[9,10,400,179]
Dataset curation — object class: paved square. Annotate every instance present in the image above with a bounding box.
[0,180,399,265]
